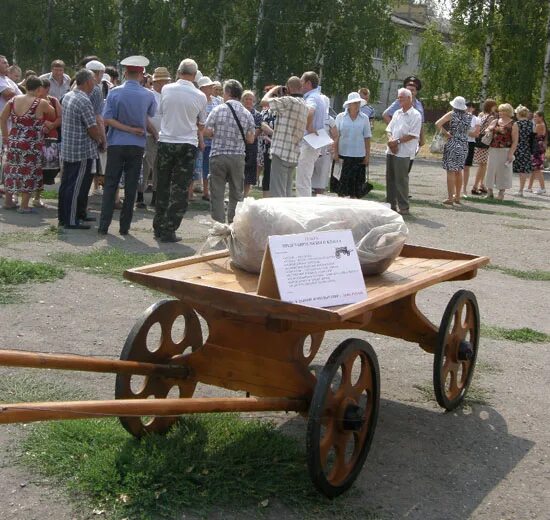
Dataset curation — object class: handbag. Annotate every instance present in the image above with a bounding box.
[429,131,445,154]
[475,115,494,149]
[480,129,493,146]
[226,102,255,169]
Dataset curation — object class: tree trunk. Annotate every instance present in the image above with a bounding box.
[479,0,496,107]
[42,0,54,73]
[251,0,266,91]
[539,0,550,110]
[215,22,228,80]
[116,0,124,69]
[315,21,333,85]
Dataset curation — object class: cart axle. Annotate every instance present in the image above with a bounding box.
[0,397,309,425]
[0,349,189,378]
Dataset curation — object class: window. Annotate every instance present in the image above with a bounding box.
[403,43,411,64]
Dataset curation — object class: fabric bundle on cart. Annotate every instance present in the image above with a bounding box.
[206,197,408,275]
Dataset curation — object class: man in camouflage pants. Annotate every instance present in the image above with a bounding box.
[153,58,207,242]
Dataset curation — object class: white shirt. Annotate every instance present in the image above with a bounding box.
[385,106,422,159]
[0,75,22,113]
[158,79,207,145]
[39,72,71,100]
[467,114,480,143]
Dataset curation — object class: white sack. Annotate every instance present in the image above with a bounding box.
[225,197,408,275]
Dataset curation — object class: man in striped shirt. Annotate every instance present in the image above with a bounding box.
[261,76,308,197]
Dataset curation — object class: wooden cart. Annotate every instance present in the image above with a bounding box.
[0,244,489,498]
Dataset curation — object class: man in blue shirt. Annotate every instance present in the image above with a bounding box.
[296,71,326,197]
[98,56,157,235]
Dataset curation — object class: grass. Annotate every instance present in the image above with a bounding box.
[41,190,59,200]
[0,257,65,286]
[0,373,377,519]
[485,264,550,281]
[50,248,181,279]
[0,225,61,246]
[413,381,491,407]
[481,325,550,343]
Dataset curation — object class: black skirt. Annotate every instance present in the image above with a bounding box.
[334,156,366,198]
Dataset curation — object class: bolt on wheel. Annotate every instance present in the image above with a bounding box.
[306,338,380,498]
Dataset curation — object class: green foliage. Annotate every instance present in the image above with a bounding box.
[51,248,180,278]
[0,257,65,285]
[449,0,549,108]
[419,23,481,107]
[481,325,550,343]
[485,264,550,281]
[21,414,374,518]
[0,0,402,96]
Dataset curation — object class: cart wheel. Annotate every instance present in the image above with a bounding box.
[306,338,380,498]
[433,290,480,411]
[115,299,203,438]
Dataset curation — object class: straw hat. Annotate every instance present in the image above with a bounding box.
[152,67,171,82]
[450,96,467,111]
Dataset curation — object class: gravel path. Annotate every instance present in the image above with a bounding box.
[0,157,549,519]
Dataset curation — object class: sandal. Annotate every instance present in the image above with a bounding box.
[471,188,482,195]
[17,207,36,214]
[442,199,454,206]
[479,186,488,193]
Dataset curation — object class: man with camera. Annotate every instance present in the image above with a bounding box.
[260,77,309,197]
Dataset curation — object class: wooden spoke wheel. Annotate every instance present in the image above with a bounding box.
[115,299,203,438]
[306,338,380,498]
[433,290,480,411]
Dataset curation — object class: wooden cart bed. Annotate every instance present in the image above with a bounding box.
[124,244,490,324]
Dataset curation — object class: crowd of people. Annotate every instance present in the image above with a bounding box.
[435,97,547,203]
[0,52,547,241]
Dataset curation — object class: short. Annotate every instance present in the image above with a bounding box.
[202,146,211,180]
[464,141,476,167]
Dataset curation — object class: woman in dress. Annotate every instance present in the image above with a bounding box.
[526,111,547,195]
[435,96,473,206]
[35,78,62,207]
[241,90,262,197]
[512,105,533,197]
[0,76,53,212]
[471,98,498,194]
[485,103,518,200]
[332,92,371,199]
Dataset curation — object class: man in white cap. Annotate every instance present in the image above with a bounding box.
[154,58,207,242]
[98,56,157,236]
[76,59,107,223]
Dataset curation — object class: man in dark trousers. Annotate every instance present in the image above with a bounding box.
[58,69,103,229]
[98,55,157,235]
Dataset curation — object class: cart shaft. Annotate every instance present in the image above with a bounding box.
[0,349,188,378]
[0,397,309,424]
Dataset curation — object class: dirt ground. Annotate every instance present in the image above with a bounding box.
[0,156,549,519]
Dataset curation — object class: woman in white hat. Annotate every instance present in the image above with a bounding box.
[332,92,372,198]
[435,96,474,205]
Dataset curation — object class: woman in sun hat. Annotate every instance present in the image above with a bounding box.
[332,92,371,198]
[435,95,474,206]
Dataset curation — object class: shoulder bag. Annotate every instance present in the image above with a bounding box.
[226,102,256,169]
